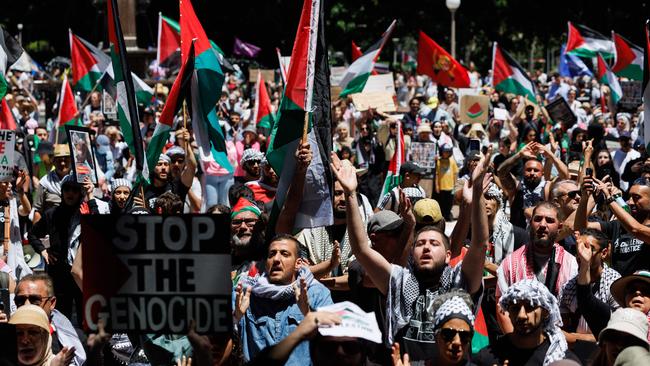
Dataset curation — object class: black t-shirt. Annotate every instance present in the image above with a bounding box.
[600,219,650,276]
[143,177,190,211]
[473,336,580,366]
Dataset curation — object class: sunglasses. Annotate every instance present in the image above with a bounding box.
[231,218,259,227]
[561,190,580,199]
[438,328,473,344]
[15,295,53,307]
[507,301,538,314]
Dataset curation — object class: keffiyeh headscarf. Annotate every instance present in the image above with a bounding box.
[240,149,264,166]
[499,279,567,366]
[433,296,475,331]
[242,266,315,301]
[485,183,513,264]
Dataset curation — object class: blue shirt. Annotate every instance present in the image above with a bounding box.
[238,281,333,365]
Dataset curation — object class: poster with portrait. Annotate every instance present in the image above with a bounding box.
[66,126,98,185]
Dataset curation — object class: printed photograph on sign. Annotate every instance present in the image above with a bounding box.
[66,126,98,184]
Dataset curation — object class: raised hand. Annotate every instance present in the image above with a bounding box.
[294,311,342,340]
[87,318,110,350]
[575,231,593,266]
[329,241,341,271]
[295,142,313,172]
[397,188,415,226]
[294,278,310,316]
[330,152,357,194]
[234,284,252,322]
[519,141,536,159]
[176,355,192,366]
[471,145,493,187]
[391,343,411,366]
[50,347,76,366]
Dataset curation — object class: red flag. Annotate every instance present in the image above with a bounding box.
[351,40,363,61]
[57,74,79,128]
[417,31,470,88]
[157,14,181,67]
[0,98,16,130]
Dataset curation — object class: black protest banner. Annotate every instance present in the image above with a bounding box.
[545,96,577,128]
[81,214,231,334]
[619,80,643,111]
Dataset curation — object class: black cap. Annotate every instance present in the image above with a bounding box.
[400,161,426,176]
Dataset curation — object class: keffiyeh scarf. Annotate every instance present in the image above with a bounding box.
[243,266,315,301]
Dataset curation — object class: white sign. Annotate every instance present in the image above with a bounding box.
[493,108,508,121]
[317,301,382,344]
[362,73,396,96]
[0,130,15,182]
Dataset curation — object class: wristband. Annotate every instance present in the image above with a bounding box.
[605,195,617,205]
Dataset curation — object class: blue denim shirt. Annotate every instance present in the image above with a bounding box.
[238,281,333,365]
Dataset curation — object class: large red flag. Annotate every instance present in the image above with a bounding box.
[417,31,470,88]
[0,98,16,130]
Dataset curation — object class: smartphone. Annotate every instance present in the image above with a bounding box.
[585,167,593,177]
[469,139,481,152]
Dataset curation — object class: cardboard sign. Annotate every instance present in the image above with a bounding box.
[249,69,275,83]
[66,126,98,185]
[102,91,117,121]
[409,142,437,169]
[619,80,643,111]
[362,73,396,96]
[81,214,232,334]
[0,130,15,182]
[545,96,577,127]
[459,95,489,124]
[350,91,396,112]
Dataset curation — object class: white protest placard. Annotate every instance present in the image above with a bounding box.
[362,73,396,96]
[493,108,508,121]
[0,130,15,182]
[350,92,397,112]
[317,301,382,344]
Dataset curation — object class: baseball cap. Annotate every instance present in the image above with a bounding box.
[413,198,443,225]
[598,308,649,346]
[610,270,650,307]
[400,161,426,176]
[367,210,404,234]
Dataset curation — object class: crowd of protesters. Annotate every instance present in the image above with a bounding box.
[0,45,649,366]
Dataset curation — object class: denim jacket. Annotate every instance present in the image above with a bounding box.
[238,281,332,365]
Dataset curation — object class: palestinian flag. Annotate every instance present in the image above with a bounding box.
[492,42,537,103]
[56,74,80,130]
[566,22,615,59]
[69,30,111,92]
[643,20,650,148]
[596,54,622,105]
[276,47,288,84]
[266,0,333,229]
[70,31,152,105]
[338,20,396,97]
[107,0,147,177]
[351,40,363,61]
[158,13,233,72]
[380,120,404,199]
[612,31,644,81]
[157,13,181,69]
[253,70,274,130]
[417,31,470,88]
[154,42,195,178]
[180,0,232,172]
[0,97,16,130]
[0,26,24,100]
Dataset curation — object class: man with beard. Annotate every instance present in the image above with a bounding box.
[165,143,201,213]
[143,150,195,211]
[497,141,569,229]
[496,201,578,333]
[28,175,88,322]
[234,234,333,365]
[245,158,278,207]
[229,196,266,284]
[33,144,72,223]
[474,279,579,365]
[577,176,650,275]
[330,147,490,352]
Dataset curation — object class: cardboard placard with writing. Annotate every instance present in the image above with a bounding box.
[249,69,276,83]
[0,130,15,182]
[362,73,396,96]
[350,92,396,112]
[545,96,577,127]
[459,95,489,124]
[81,214,232,334]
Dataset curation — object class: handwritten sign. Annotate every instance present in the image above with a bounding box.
[0,130,15,182]
[350,91,396,112]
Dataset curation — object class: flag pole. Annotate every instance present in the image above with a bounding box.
[302,111,308,145]
[183,100,187,130]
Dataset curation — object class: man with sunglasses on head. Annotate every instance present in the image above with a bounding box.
[475,279,579,365]
[576,175,650,276]
[13,273,86,366]
[551,179,586,255]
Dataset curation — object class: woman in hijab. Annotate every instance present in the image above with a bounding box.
[10,304,75,366]
[108,178,132,214]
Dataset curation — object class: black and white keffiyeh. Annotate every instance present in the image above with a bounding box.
[432,295,475,331]
[499,279,568,366]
